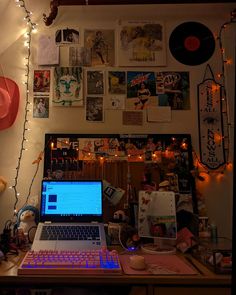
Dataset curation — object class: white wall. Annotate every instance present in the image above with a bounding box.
[0,1,235,238]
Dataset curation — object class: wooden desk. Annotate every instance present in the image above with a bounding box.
[0,252,231,295]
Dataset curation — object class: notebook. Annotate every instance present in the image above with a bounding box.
[31,179,107,251]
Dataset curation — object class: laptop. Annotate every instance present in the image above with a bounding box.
[31,179,107,251]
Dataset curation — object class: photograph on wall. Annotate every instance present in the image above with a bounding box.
[108,71,126,94]
[118,20,166,66]
[126,71,157,110]
[156,72,190,110]
[69,47,91,66]
[86,70,104,95]
[53,67,83,106]
[84,29,115,66]
[55,28,80,44]
[106,95,125,110]
[86,96,104,122]
[33,70,50,93]
[33,95,49,118]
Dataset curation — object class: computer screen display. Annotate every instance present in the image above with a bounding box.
[40,179,103,222]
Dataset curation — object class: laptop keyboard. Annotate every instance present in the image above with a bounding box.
[40,225,100,241]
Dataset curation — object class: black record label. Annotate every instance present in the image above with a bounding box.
[169,22,215,66]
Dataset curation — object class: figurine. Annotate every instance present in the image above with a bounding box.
[16,205,39,243]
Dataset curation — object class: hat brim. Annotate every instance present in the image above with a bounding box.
[0,76,20,131]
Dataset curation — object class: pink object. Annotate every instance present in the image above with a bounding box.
[119,254,198,275]
[0,76,20,131]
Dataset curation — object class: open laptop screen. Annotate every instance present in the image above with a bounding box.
[40,180,103,222]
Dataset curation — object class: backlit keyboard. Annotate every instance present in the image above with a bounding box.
[18,249,122,275]
[40,225,100,241]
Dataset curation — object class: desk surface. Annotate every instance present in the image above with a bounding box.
[0,250,231,288]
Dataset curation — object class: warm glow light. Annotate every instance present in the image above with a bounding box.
[214,133,222,144]
[51,142,54,149]
[211,84,220,92]
[226,162,233,171]
[225,59,233,65]
[216,172,225,182]
[181,142,187,149]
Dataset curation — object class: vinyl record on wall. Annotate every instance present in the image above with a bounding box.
[169,22,215,66]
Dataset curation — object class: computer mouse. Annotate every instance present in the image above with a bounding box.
[129,255,146,270]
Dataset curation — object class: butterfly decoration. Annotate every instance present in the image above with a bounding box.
[141,196,150,205]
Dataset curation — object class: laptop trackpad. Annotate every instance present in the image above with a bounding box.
[55,241,102,251]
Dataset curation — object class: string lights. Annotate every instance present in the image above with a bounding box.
[194,9,236,180]
[9,0,38,216]
[216,9,235,167]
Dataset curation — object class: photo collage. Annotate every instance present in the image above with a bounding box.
[33,21,190,123]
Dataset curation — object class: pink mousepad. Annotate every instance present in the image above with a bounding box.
[119,254,198,275]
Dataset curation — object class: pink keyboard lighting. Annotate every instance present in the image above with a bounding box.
[18,249,122,275]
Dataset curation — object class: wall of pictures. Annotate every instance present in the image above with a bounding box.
[0,1,234,238]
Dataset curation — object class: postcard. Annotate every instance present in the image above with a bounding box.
[86,96,104,122]
[33,70,50,93]
[33,96,49,118]
[122,111,143,126]
[106,95,125,110]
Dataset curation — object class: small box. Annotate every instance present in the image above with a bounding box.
[192,237,232,274]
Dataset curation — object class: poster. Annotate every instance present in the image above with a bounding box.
[118,20,166,66]
[86,70,105,95]
[84,29,115,66]
[126,71,157,110]
[69,47,91,66]
[53,67,83,107]
[156,72,190,110]
[55,28,80,44]
[108,71,126,94]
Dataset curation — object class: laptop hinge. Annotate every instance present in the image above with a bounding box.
[44,221,52,224]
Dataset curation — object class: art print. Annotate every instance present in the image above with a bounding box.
[126,71,157,110]
[55,28,80,44]
[69,47,91,66]
[33,70,50,93]
[53,67,83,106]
[78,137,120,160]
[156,72,190,110]
[86,70,104,95]
[33,96,49,118]
[84,29,115,66]
[86,96,104,122]
[108,71,126,94]
[118,21,166,66]
[106,95,125,110]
